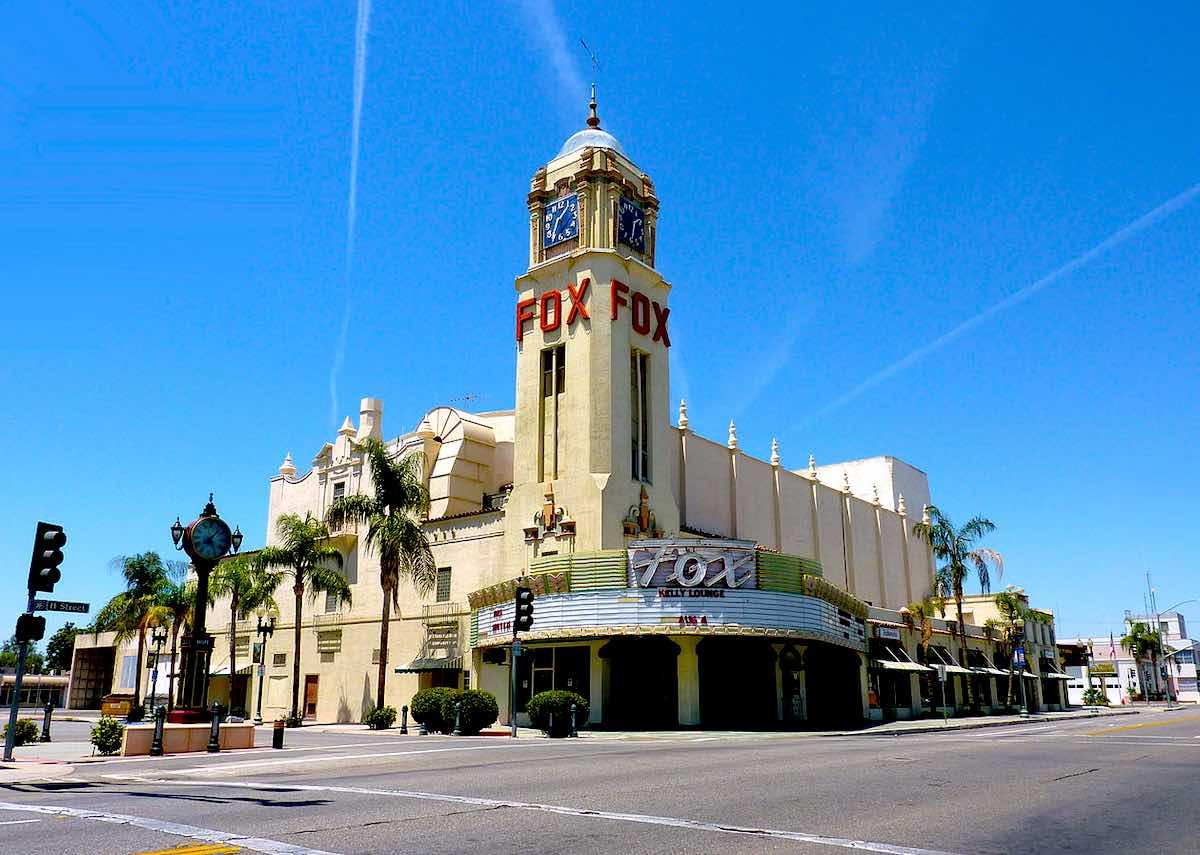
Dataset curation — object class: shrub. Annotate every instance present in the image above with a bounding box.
[439,689,499,736]
[1082,688,1109,706]
[2,718,40,747]
[285,712,304,728]
[410,687,457,733]
[525,690,589,737]
[364,705,397,730]
[91,715,125,756]
[125,703,145,723]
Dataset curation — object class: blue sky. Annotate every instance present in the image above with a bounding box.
[2,2,1198,647]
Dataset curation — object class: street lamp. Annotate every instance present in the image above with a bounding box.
[253,612,276,726]
[1014,617,1029,718]
[148,626,168,716]
[166,494,243,723]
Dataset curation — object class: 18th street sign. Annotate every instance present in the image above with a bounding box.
[32,599,89,614]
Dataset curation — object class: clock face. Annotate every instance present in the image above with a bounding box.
[543,194,579,248]
[617,196,645,252]
[190,517,232,562]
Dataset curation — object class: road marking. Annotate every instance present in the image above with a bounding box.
[153,741,548,775]
[0,803,338,855]
[128,779,968,855]
[134,845,241,855]
[0,818,41,825]
[80,739,422,765]
[1084,714,1200,735]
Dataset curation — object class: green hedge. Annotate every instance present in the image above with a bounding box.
[2,718,39,747]
[364,705,397,730]
[439,689,499,736]
[90,715,125,756]
[410,687,458,733]
[525,690,589,737]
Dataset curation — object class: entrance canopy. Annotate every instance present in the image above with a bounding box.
[869,639,929,672]
[395,656,463,673]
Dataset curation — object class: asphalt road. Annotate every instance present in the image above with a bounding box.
[3,711,1199,854]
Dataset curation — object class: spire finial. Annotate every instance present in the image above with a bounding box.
[727,420,738,451]
[898,493,907,516]
[678,398,689,431]
[808,454,817,479]
[770,438,780,467]
[872,483,881,507]
[843,470,852,494]
[587,83,600,128]
[922,503,932,525]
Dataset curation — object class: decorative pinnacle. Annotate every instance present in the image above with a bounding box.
[727,420,738,450]
[922,503,932,524]
[770,438,780,467]
[587,83,600,128]
[279,452,297,478]
[842,471,851,494]
[338,416,355,435]
[808,454,817,479]
[898,493,907,516]
[678,398,689,430]
[872,483,881,506]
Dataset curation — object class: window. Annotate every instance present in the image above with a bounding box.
[320,651,335,663]
[540,345,566,480]
[630,350,650,482]
[372,649,381,665]
[118,655,138,690]
[1175,649,1194,665]
[333,481,346,500]
[235,636,250,658]
[272,652,287,668]
[317,630,342,654]
[324,591,340,613]
[436,567,452,602]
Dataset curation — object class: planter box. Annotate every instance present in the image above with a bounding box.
[121,722,255,756]
[100,694,133,717]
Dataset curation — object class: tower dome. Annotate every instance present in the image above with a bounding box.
[555,85,626,159]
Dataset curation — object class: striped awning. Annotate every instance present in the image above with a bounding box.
[395,656,463,673]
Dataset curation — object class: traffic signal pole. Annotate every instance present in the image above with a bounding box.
[3,591,37,763]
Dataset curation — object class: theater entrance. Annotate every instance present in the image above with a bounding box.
[599,637,678,728]
[803,643,865,728]
[697,637,778,729]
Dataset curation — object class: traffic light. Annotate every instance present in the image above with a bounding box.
[514,586,534,632]
[28,521,66,593]
[15,613,46,644]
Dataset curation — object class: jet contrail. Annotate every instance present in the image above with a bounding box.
[798,180,1200,428]
[329,0,372,427]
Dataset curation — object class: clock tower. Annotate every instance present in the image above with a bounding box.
[505,89,678,572]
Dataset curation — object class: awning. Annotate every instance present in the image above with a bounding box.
[395,656,463,673]
[873,659,932,673]
[927,646,973,675]
[972,667,1012,678]
[1041,671,1071,680]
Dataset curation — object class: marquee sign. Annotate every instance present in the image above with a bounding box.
[515,277,669,346]
[627,539,756,591]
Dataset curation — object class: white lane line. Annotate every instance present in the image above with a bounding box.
[0,818,41,825]
[124,778,967,855]
[154,741,548,775]
[0,802,338,854]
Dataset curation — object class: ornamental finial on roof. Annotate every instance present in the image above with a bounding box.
[808,454,817,479]
[770,438,780,467]
[898,493,907,516]
[873,483,881,506]
[843,471,852,494]
[279,452,296,478]
[678,398,689,430]
[338,416,355,436]
[727,420,738,450]
[922,503,932,524]
[587,83,600,128]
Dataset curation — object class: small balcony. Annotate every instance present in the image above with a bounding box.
[422,601,469,621]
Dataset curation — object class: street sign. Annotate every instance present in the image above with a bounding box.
[1014,646,1026,668]
[193,635,214,652]
[935,664,947,683]
[512,640,523,656]
[32,599,89,614]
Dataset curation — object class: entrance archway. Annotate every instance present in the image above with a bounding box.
[804,643,864,728]
[697,637,777,729]
[599,637,679,728]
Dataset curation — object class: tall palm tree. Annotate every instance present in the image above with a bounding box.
[904,594,946,656]
[258,513,350,723]
[210,552,283,714]
[156,578,195,711]
[1121,622,1162,703]
[991,590,1029,708]
[912,506,1003,709]
[94,552,174,709]
[326,436,436,710]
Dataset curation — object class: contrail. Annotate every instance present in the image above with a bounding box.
[329,0,372,427]
[798,180,1200,428]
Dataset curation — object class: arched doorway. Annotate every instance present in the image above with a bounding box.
[697,637,777,729]
[599,637,679,728]
[804,643,864,728]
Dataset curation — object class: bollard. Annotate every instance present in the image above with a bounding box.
[206,703,222,753]
[548,711,555,737]
[400,705,409,735]
[40,702,54,743]
[419,717,428,736]
[452,701,463,736]
[568,702,578,738]
[150,706,166,756]
[272,718,285,749]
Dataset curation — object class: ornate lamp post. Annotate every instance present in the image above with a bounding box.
[253,612,276,725]
[1014,617,1029,718]
[168,494,243,723]
[148,625,168,716]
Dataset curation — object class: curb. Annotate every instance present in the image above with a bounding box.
[844,708,1140,738]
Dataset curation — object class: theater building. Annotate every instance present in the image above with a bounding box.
[150,95,1041,728]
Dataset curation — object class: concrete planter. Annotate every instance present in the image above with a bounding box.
[121,722,255,756]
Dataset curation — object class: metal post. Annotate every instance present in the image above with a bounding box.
[272,717,285,749]
[3,591,36,762]
[1018,669,1029,717]
[569,702,577,738]
[939,676,947,727]
[510,639,521,738]
[40,702,53,743]
[150,706,166,756]
[400,705,409,734]
[452,701,462,736]
[206,702,222,753]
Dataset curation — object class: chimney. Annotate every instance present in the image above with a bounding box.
[358,397,383,440]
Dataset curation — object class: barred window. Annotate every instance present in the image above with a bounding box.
[436,567,452,603]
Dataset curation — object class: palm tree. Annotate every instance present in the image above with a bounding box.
[94,552,174,709]
[1121,622,1162,703]
[992,590,1029,708]
[912,506,1004,709]
[904,594,946,656]
[210,552,283,714]
[326,436,436,710]
[156,578,196,710]
[258,513,350,723]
